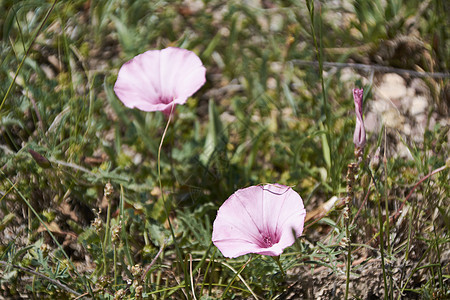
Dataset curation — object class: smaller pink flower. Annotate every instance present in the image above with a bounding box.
[212,184,306,258]
[353,88,366,149]
[114,47,206,116]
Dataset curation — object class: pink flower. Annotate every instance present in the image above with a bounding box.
[212,184,306,258]
[353,88,366,149]
[114,47,206,116]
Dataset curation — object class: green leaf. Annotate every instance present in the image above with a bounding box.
[319,121,331,170]
[200,100,226,165]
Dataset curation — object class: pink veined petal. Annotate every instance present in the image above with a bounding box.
[212,238,270,259]
[354,119,366,147]
[211,240,284,258]
[254,243,284,256]
[212,184,306,258]
[352,88,366,148]
[260,184,289,240]
[159,47,206,105]
[232,186,266,235]
[173,66,207,105]
[276,206,306,250]
[114,50,163,111]
[212,187,268,250]
[114,47,206,113]
[261,184,304,243]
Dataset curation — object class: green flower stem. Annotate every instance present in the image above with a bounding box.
[306,0,333,182]
[157,103,191,299]
[377,196,389,300]
[113,245,117,286]
[383,143,391,257]
[222,255,254,299]
[102,196,111,275]
[344,218,351,300]
[273,256,286,278]
[120,185,133,266]
[201,245,216,295]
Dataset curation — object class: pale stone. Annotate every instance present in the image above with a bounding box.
[371,99,391,113]
[185,0,204,13]
[267,77,277,89]
[364,111,380,133]
[41,65,55,79]
[270,14,284,32]
[406,87,415,97]
[340,67,358,82]
[382,109,404,129]
[397,143,413,159]
[403,123,411,135]
[410,96,428,115]
[377,73,407,99]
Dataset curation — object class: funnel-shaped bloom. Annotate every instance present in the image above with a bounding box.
[353,88,366,149]
[212,184,306,258]
[114,47,206,115]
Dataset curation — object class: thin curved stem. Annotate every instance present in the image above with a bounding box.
[222,256,256,299]
[272,256,286,278]
[157,105,177,243]
[142,242,165,281]
[156,104,191,298]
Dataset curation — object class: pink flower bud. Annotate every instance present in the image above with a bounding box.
[352,88,366,149]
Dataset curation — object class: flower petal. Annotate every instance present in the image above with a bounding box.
[211,238,268,259]
[114,50,164,111]
[114,47,206,113]
[276,205,306,250]
[159,47,206,106]
[212,239,284,258]
[352,88,366,148]
[212,187,266,253]
[212,184,306,258]
[261,184,305,248]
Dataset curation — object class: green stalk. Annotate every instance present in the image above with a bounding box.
[377,194,389,300]
[201,246,216,296]
[383,138,391,255]
[157,104,190,299]
[344,161,359,300]
[120,185,133,266]
[222,256,253,299]
[273,256,286,278]
[344,217,352,300]
[397,247,432,300]
[306,0,332,179]
[433,222,444,295]
[113,245,117,286]
[28,207,32,242]
[367,166,389,299]
[102,195,111,275]
[382,136,393,299]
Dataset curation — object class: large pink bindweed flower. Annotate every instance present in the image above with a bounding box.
[212,184,306,258]
[114,47,206,116]
[353,88,366,149]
